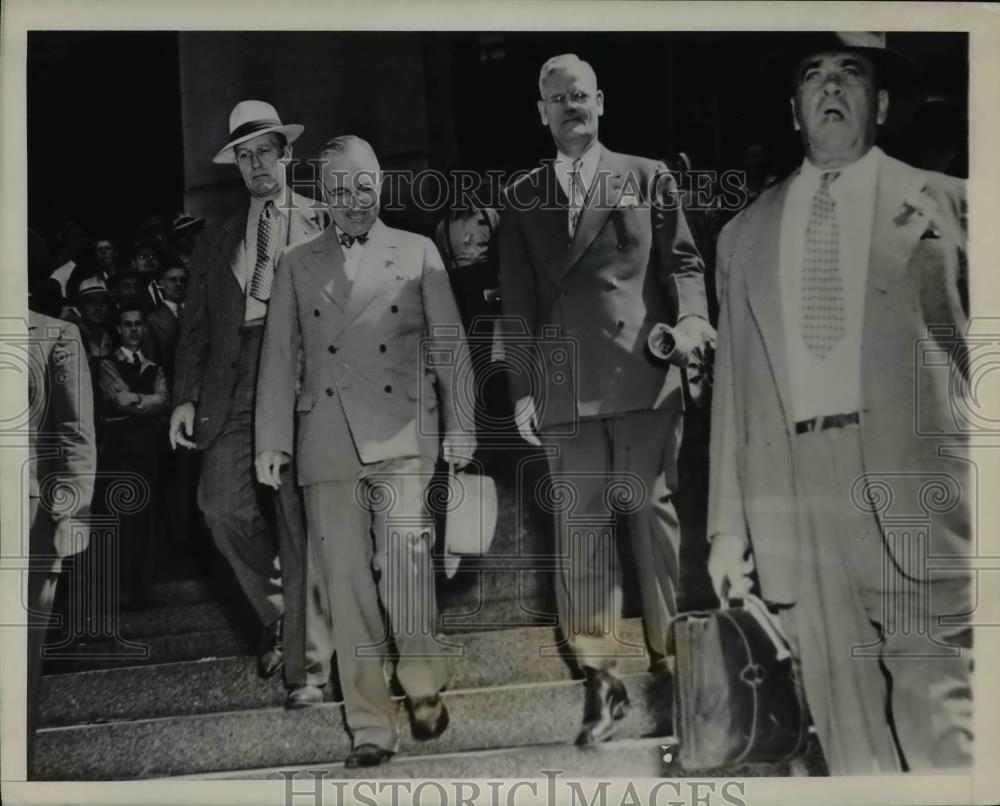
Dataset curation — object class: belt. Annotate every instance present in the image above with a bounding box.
[794,411,859,434]
[240,319,266,331]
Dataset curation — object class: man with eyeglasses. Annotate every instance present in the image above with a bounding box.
[499,53,715,745]
[130,240,167,308]
[255,135,475,768]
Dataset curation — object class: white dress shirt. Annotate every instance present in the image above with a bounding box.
[117,346,146,366]
[162,299,181,319]
[233,193,291,322]
[779,146,881,422]
[337,219,382,284]
[554,140,602,210]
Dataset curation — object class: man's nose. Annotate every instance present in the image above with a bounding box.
[821,74,844,94]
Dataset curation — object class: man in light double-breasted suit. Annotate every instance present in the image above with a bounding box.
[255,135,475,769]
[708,33,972,774]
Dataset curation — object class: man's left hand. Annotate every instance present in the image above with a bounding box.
[442,433,477,470]
[649,316,716,368]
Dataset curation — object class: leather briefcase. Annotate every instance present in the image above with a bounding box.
[670,595,808,770]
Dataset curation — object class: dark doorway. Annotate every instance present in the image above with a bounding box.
[28,31,184,247]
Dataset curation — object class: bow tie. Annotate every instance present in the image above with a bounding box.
[338,231,369,248]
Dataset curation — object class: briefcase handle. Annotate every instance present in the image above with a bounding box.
[727,593,792,661]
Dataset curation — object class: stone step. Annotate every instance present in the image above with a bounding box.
[44,565,559,673]
[142,576,216,607]
[177,734,828,780]
[139,564,556,638]
[34,671,672,780]
[41,628,251,675]
[133,543,559,615]
[178,736,674,780]
[41,622,650,726]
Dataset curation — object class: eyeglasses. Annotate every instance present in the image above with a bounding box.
[545,90,592,107]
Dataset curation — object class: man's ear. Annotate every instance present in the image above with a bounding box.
[537,99,548,128]
[790,97,801,132]
[876,89,889,126]
[595,89,604,118]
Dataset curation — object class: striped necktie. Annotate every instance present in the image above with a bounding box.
[801,171,844,358]
[568,158,585,238]
[249,200,276,302]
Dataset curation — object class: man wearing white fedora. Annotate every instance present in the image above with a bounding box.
[170,100,329,707]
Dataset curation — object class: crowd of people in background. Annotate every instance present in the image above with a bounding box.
[28,215,204,607]
[23,34,972,775]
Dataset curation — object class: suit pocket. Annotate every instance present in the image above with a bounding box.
[296,391,317,412]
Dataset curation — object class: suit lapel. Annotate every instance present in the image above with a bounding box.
[222,202,250,296]
[304,226,348,309]
[563,148,622,276]
[867,155,932,294]
[288,191,327,243]
[332,222,395,341]
[745,173,796,427]
[520,163,570,288]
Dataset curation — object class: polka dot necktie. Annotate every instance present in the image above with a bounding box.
[249,200,276,302]
[801,171,844,358]
[568,158,585,238]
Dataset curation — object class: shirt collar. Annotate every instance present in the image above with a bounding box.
[555,140,602,178]
[116,345,146,364]
[336,218,382,248]
[249,189,293,220]
[163,299,180,316]
[799,145,882,191]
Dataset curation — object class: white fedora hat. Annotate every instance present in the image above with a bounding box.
[212,100,304,165]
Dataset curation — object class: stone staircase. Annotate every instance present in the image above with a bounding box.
[34,445,826,780]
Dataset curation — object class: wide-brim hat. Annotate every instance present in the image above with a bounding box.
[213,100,304,165]
[170,212,206,235]
[75,275,110,300]
[771,32,915,92]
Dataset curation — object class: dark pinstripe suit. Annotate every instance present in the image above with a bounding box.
[173,191,329,687]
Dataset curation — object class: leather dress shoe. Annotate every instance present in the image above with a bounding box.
[344,743,395,769]
[575,668,630,746]
[256,618,284,679]
[285,684,324,709]
[407,695,450,741]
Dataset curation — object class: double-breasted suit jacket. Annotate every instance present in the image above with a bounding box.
[499,146,710,671]
[500,148,708,428]
[709,153,970,605]
[173,191,327,447]
[256,221,474,479]
[255,219,473,752]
